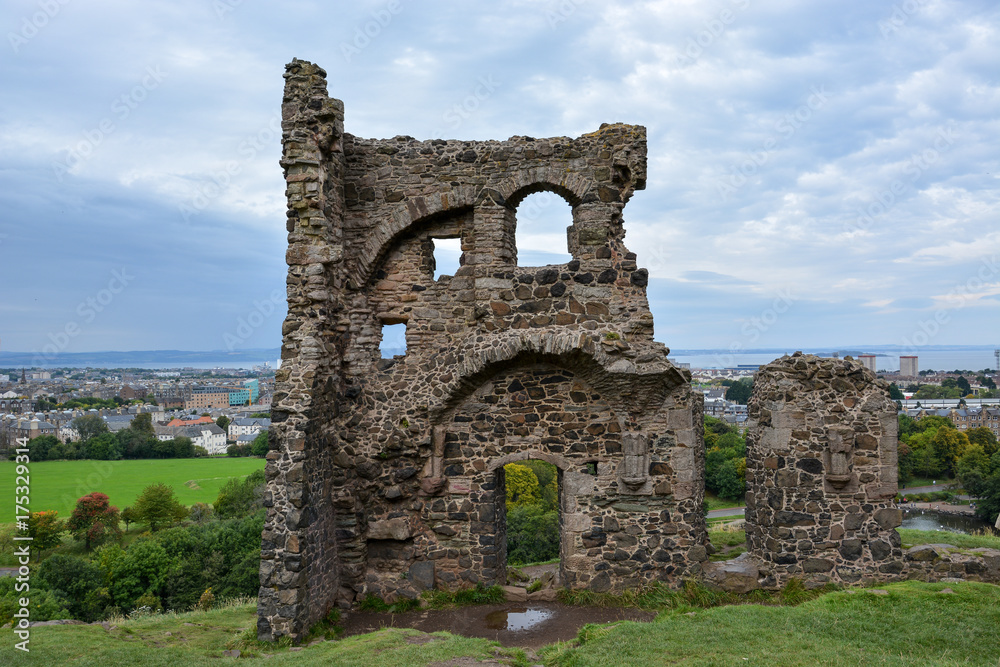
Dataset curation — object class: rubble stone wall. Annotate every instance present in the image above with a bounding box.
[259,59,704,640]
[745,353,903,587]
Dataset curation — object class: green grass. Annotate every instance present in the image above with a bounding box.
[0,458,265,518]
[898,528,1000,550]
[542,581,1000,666]
[0,600,526,666]
[899,476,956,489]
[704,492,744,512]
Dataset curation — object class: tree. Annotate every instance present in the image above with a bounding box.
[931,427,969,477]
[85,432,121,460]
[130,412,155,435]
[967,427,999,457]
[26,435,61,461]
[133,483,188,531]
[37,554,108,622]
[214,470,266,519]
[504,464,540,510]
[888,382,904,400]
[26,510,65,552]
[250,430,270,457]
[724,378,753,405]
[121,506,137,532]
[72,414,109,443]
[216,415,231,433]
[956,375,972,396]
[67,492,122,550]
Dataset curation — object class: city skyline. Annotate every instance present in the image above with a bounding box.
[1,1,998,354]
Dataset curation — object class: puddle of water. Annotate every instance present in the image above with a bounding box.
[484,607,553,631]
[900,509,994,535]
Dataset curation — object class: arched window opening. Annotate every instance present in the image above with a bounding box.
[431,237,462,280]
[515,191,573,266]
[379,322,407,359]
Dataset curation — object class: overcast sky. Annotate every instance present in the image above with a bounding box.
[1,0,997,357]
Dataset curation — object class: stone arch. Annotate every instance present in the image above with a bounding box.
[355,185,479,284]
[429,331,686,423]
[436,358,626,589]
[494,167,595,209]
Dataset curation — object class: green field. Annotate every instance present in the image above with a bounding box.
[0,458,265,519]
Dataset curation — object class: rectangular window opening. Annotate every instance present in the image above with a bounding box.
[432,237,463,280]
[379,321,407,359]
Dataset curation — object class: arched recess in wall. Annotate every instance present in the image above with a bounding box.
[442,360,626,464]
[512,189,574,266]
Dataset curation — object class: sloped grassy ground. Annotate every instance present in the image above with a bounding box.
[0,600,528,666]
[541,581,1000,666]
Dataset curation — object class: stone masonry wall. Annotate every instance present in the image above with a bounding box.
[260,59,704,640]
[745,353,903,587]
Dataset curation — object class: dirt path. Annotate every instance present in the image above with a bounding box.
[340,602,655,649]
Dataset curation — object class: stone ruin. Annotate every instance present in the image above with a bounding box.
[257,59,1000,641]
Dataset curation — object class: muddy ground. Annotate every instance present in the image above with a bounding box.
[340,601,655,649]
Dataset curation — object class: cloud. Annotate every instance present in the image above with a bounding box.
[1,0,998,352]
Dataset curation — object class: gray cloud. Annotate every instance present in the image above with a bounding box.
[1,0,997,352]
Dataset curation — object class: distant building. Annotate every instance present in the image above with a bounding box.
[858,355,877,372]
[185,387,231,410]
[900,356,918,377]
[229,417,270,439]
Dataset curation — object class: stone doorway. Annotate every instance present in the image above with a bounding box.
[497,459,563,586]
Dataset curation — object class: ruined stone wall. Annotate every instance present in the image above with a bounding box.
[260,59,704,640]
[745,354,902,587]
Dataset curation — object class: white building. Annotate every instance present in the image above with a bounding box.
[228,417,271,439]
[900,355,918,377]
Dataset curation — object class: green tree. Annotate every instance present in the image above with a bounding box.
[26,510,65,552]
[506,503,559,565]
[724,378,753,405]
[967,427,999,457]
[504,464,540,510]
[121,506,137,532]
[250,430,270,457]
[956,375,972,395]
[85,432,122,460]
[26,434,61,461]
[130,412,155,435]
[72,414,109,442]
[133,483,188,531]
[66,492,122,550]
[214,470,266,519]
[888,382,904,401]
[931,427,969,477]
[37,554,108,622]
[216,415,231,432]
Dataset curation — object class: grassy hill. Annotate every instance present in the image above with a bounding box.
[0,458,265,519]
[2,581,999,666]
